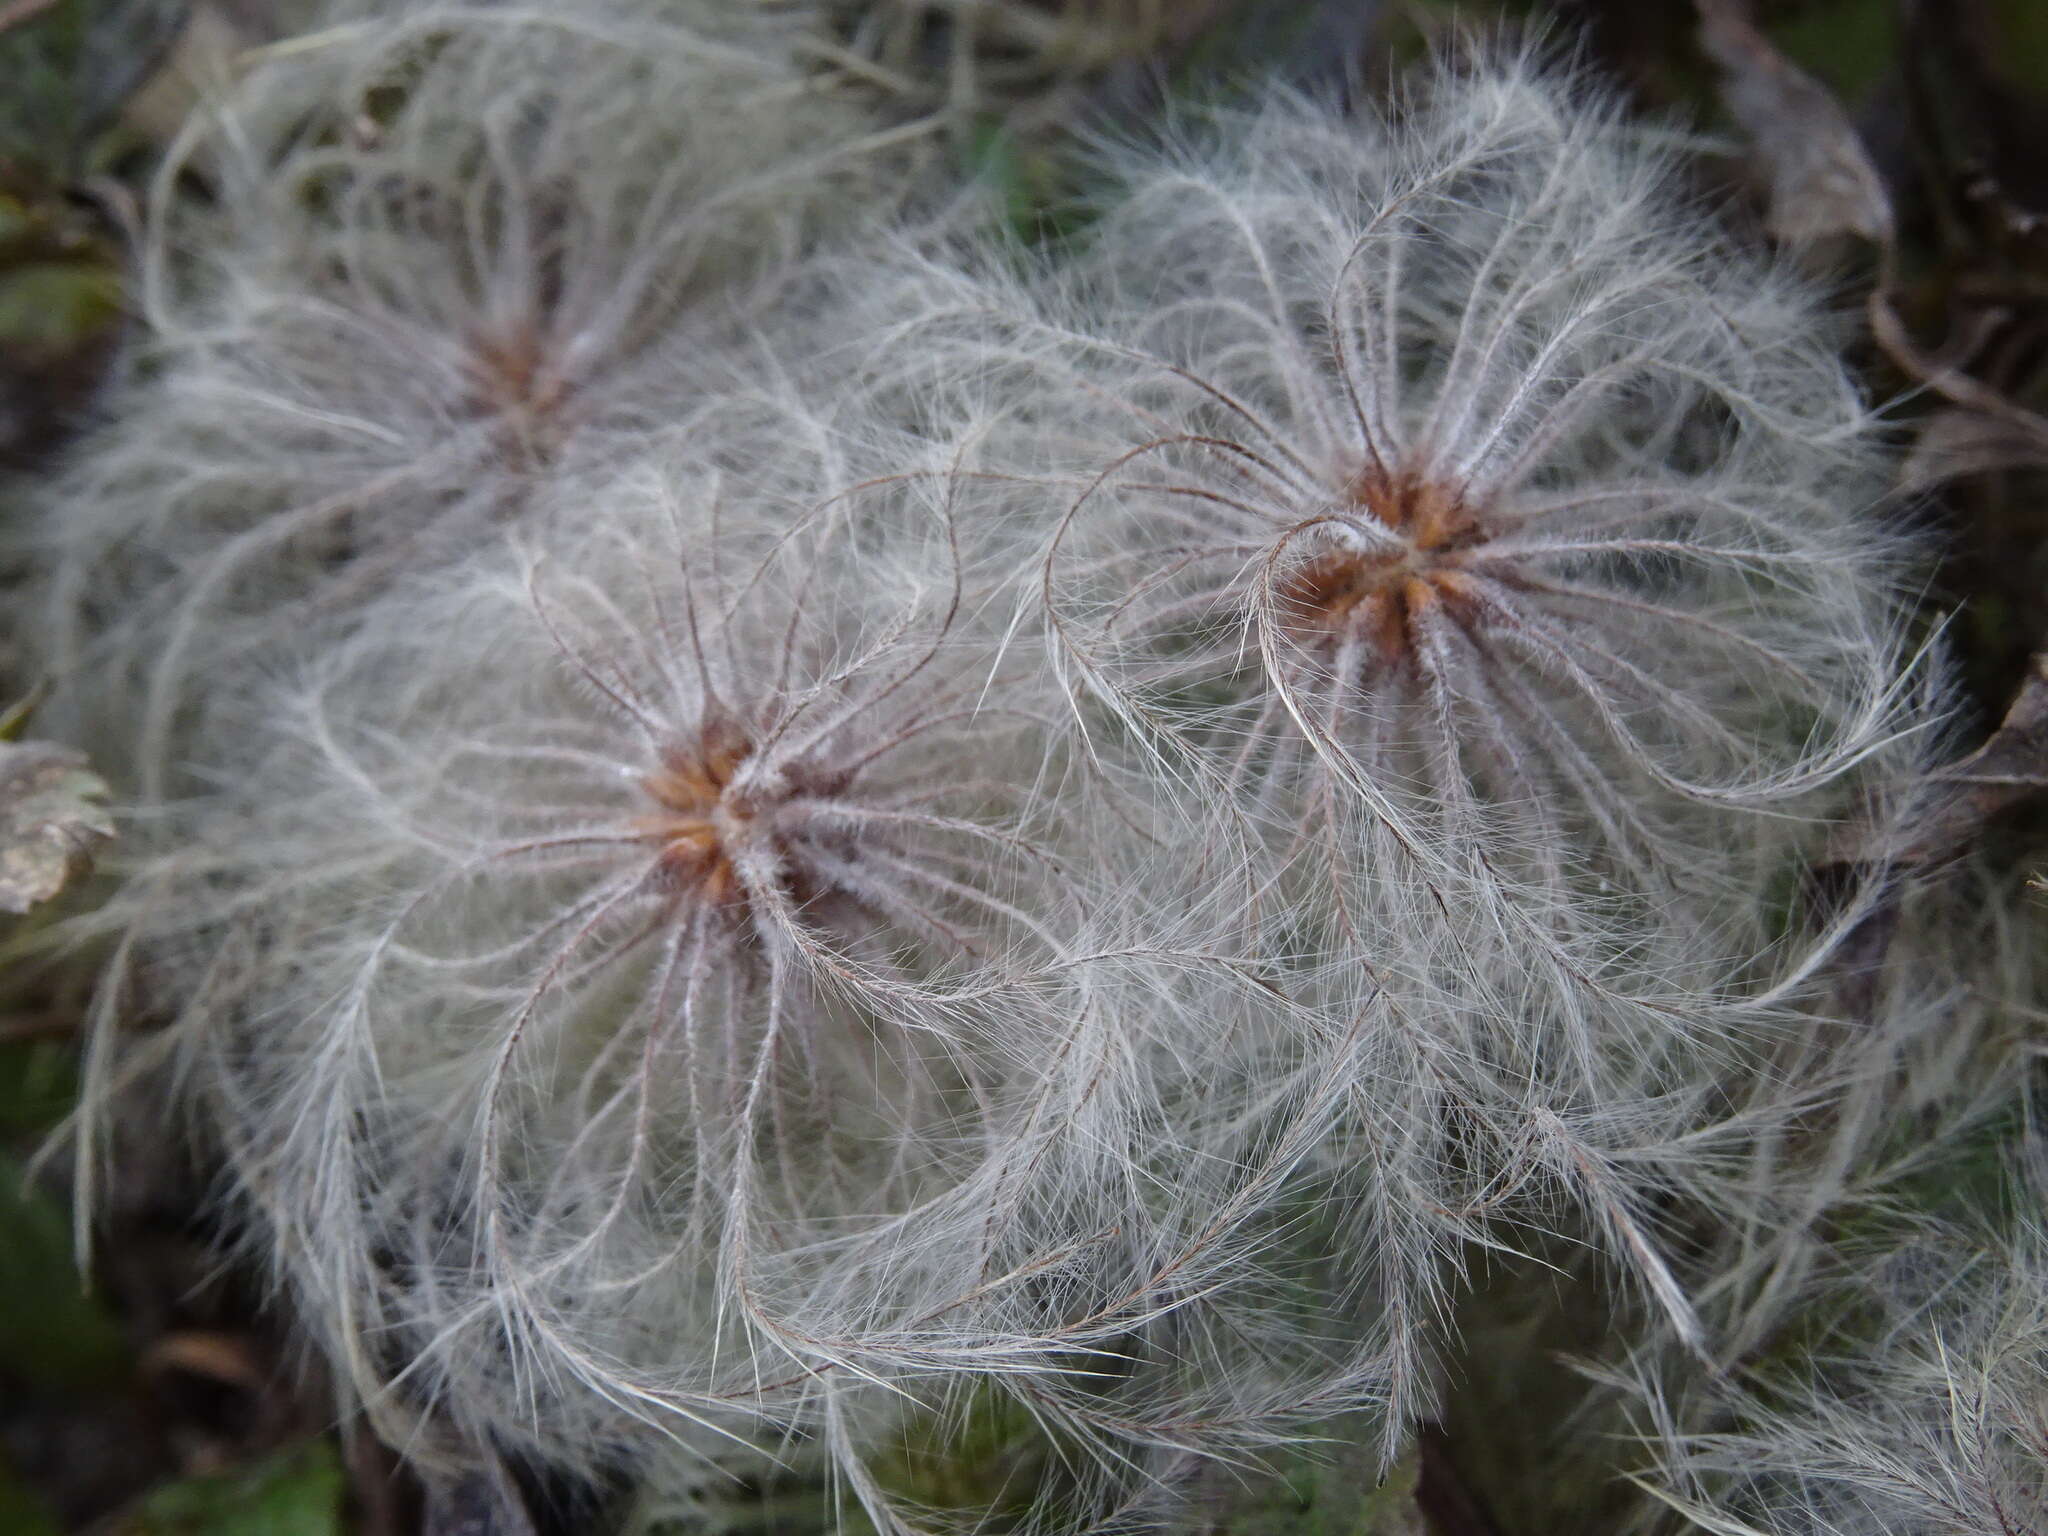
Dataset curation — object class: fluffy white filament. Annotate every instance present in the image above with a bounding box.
[33,29,1980,1531]
[801,56,1945,1427]
[25,1,904,800]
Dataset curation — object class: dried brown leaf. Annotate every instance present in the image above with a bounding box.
[1939,649,2048,803]
[1812,655,2048,1010]
[1696,0,1894,245]
[1869,285,2048,499]
[0,740,113,914]
[140,1332,268,1397]
[1883,650,2048,866]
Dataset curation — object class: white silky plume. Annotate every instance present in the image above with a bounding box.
[1056,68,1927,921]
[1582,857,2045,1536]
[796,52,1951,1447]
[39,37,1983,1529]
[179,429,1077,1468]
[24,0,905,801]
[837,58,1933,933]
[1645,1193,2048,1535]
[122,398,1402,1525]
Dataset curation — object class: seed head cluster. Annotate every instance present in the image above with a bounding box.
[26,0,899,797]
[24,10,2025,1532]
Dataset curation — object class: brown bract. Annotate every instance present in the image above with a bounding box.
[1279,465,1491,670]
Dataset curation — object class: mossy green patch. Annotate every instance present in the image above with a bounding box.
[112,1442,344,1536]
[0,1153,127,1390]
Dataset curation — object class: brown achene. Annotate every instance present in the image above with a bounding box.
[1280,462,1492,668]
[635,719,857,919]
[465,321,576,454]
[639,719,754,907]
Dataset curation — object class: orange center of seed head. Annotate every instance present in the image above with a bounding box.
[1278,463,1490,668]
[639,719,754,907]
[465,323,575,458]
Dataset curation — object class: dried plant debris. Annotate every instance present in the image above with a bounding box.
[1825,650,2048,881]
[1915,649,2048,846]
[1900,403,2048,492]
[0,739,111,915]
[1696,0,1893,246]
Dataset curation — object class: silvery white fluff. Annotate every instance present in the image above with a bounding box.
[1640,1171,2048,1536]
[1677,862,2047,1372]
[25,0,901,800]
[841,59,1930,952]
[810,57,1943,1428]
[141,396,1402,1522]
[1581,876,2048,1536]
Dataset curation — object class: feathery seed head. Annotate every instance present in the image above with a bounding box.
[811,55,1956,1430]
[24,2,899,797]
[42,32,1991,1524]
[1000,65,1933,935]
[151,425,1160,1492]
[116,404,1422,1513]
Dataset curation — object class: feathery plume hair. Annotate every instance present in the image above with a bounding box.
[1020,59,1930,944]
[26,0,901,798]
[140,404,1403,1525]
[810,51,1948,1439]
[177,428,1077,1463]
[1645,1181,2048,1536]
[36,26,1988,1529]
